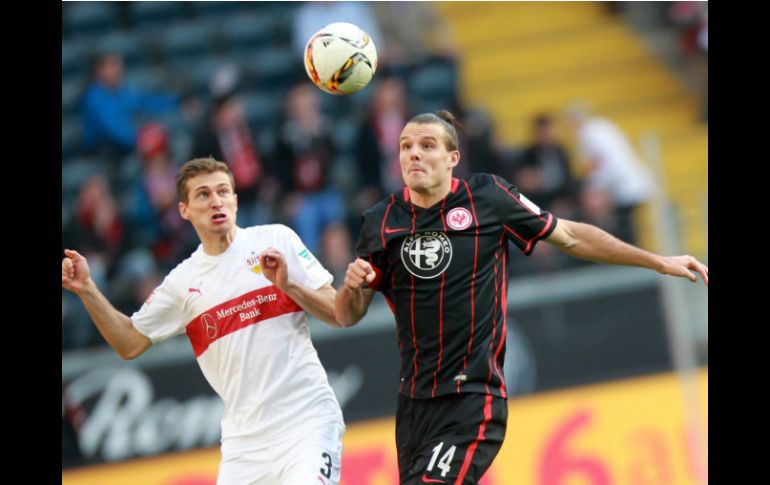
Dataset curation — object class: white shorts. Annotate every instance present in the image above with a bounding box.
[217,421,345,485]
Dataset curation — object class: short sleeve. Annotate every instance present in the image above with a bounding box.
[130,275,186,343]
[354,210,388,291]
[281,226,334,290]
[490,174,557,255]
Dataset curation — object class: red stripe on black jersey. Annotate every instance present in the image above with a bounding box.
[524,213,554,254]
[380,194,396,249]
[485,231,505,394]
[503,223,528,245]
[459,179,480,393]
[367,255,384,291]
[497,248,508,398]
[454,394,494,484]
[493,174,545,222]
[433,197,450,397]
[410,273,419,398]
[409,202,418,398]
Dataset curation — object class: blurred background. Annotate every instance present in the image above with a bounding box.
[61,1,708,484]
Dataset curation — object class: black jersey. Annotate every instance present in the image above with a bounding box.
[356,173,557,399]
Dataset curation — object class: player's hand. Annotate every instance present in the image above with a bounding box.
[343,258,376,291]
[658,255,708,286]
[61,249,92,295]
[259,247,289,290]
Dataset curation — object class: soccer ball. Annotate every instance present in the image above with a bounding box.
[303,22,378,95]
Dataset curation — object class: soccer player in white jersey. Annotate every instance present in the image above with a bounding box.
[62,157,346,485]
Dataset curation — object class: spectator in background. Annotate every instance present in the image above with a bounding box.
[567,103,654,245]
[63,174,126,271]
[516,114,582,219]
[109,248,164,317]
[320,222,354,288]
[80,53,180,159]
[127,123,197,269]
[292,1,383,60]
[458,107,501,177]
[668,2,708,121]
[191,88,276,229]
[273,83,347,259]
[354,77,410,210]
[503,114,585,275]
[61,173,127,341]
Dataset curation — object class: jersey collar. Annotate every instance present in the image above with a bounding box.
[402,177,460,202]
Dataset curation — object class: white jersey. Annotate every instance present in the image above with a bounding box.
[130,225,344,455]
[578,117,653,206]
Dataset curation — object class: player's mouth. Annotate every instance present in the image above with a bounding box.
[409,166,426,174]
[211,213,228,223]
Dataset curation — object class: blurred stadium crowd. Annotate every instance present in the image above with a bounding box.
[62,1,707,351]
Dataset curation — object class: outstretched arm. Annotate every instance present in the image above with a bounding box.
[259,247,342,327]
[544,219,708,285]
[61,249,153,359]
[335,258,377,328]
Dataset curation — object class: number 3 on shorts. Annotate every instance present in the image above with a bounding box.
[320,451,332,479]
[427,442,457,477]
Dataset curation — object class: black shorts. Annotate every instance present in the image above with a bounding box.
[396,392,507,485]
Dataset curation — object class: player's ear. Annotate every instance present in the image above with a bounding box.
[448,150,460,168]
[179,201,190,221]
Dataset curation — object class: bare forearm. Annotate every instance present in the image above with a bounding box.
[283,282,340,327]
[334,287,371,327]
[76,280,149,359]
[558,221,664,271]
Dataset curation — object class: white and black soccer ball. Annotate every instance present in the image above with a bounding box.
[303,22,378,95]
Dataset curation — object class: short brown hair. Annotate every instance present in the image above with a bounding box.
[175,157,234,204]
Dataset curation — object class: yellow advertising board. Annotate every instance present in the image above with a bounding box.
[63,370,708,485]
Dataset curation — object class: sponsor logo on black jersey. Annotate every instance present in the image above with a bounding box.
[400,231,452,279]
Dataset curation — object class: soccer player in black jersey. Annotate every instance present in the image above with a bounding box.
[335,110,708,484]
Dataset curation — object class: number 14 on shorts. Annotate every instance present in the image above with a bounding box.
[427,442,457,478]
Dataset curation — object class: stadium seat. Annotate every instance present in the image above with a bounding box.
[61,157,104,201]
[244,47,302,89]
[408,64,458,111]
[129,1,188,27]
[63,2,120,37]
[62,78,82,118]
[220,13,277,55]
[190,1,253,19]
[123,66,168,91]
[239,91,284,128]
[167,55,231,97]
[157,20,220,61]
[62,38,94,78]
[61,118,82,160]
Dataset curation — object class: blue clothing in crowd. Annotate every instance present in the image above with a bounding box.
[81,82,179,154]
